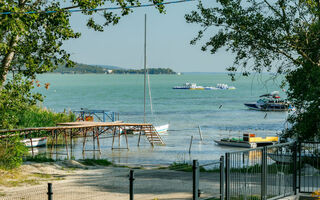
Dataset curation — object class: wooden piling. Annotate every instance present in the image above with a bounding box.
[189,136,193,154]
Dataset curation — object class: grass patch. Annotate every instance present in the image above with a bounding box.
[169,162,193,172]
[229,163,294,174]
[25,155,54,163]
[32,173,52,179]
[0,168,58,187]
[79,159,112,166]
[230,195,260,200]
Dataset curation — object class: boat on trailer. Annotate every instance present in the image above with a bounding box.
[214,133,278,148]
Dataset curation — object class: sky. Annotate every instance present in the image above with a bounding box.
[63,0,234,72]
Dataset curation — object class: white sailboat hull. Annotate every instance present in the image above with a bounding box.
[155,124,169,134]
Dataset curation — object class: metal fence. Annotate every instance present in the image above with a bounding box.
[299,142,320,193]
[2,142,320,200]
[130,158,224,200]
[225,142,296,200]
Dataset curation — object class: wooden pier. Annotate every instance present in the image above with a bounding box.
[0,122,165,157]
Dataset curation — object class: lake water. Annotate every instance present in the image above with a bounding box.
[34,73,288,166]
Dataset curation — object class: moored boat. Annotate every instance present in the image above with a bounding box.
[173,83,204,90]
[155,124,169,134]
[173,83,236,90]
[21,137,47,147]
[244,91,294,111]
[214,133,278,148]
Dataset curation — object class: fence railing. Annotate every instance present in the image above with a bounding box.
[225,142,298,200]
[299,142,320,193]
[2,142,320,200]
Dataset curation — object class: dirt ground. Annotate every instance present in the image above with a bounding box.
[0,161,220,200]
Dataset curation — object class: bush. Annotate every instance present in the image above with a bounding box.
[0,137,28,170]
[17,106,76,128]
[25,154,54,163]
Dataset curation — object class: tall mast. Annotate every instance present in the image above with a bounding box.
[144,14,147,123]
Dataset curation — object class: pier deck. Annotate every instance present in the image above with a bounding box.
[0,121,165,157]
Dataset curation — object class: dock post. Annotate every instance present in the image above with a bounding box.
[189,136,193,154]
[50,130,55,157]
[70,129,73,158]
[64,131,69,159]
[93,127,96,152]
[129,170,135,200]
[96,127,101,154]
[30,137,34,157]
[137,130,141,147]
[198,126,203,141]
[82,128,87,155]
[112,126,116,150]
[55,131,58,160]
[118,126,121,147]
[124,128,129,150]
[47,183,53,200]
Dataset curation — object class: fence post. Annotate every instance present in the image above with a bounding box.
[129,170,135,200]
[47,183,53,200]
[293,142,297,194]
[220,156,225,200]
[298,142,301,193]
[225,153,230,200]
[261,147,267,200]
[193,160,199,200]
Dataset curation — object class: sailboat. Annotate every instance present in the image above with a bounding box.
[143,14,169,134]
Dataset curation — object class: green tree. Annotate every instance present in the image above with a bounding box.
[186,0,320,141]
[0,0,165,129]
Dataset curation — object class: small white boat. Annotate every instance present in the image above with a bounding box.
[155,124,169,134]
[21,137,47,147]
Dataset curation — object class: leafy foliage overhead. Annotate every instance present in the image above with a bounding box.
[0,0,165,88]
[186,0,320,141]
[185,0,320,78]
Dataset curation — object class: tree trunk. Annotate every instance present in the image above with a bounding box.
[0,35,19,90]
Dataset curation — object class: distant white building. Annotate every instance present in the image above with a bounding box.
[107,70,113,74]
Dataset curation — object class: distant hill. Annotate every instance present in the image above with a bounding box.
[93,64,123,70]
[53,63,110,74]
[53,63,176,74]
[112,68,176,74]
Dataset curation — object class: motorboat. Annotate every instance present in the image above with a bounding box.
[173,83,206,90]
[214,133,278,148]
[173,83,236,90]
[244,91,294,111]
[215,83,236,90]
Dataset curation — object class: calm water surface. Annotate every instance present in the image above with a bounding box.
[34,73,288,165]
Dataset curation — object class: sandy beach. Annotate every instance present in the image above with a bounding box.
[0,161,220,200]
